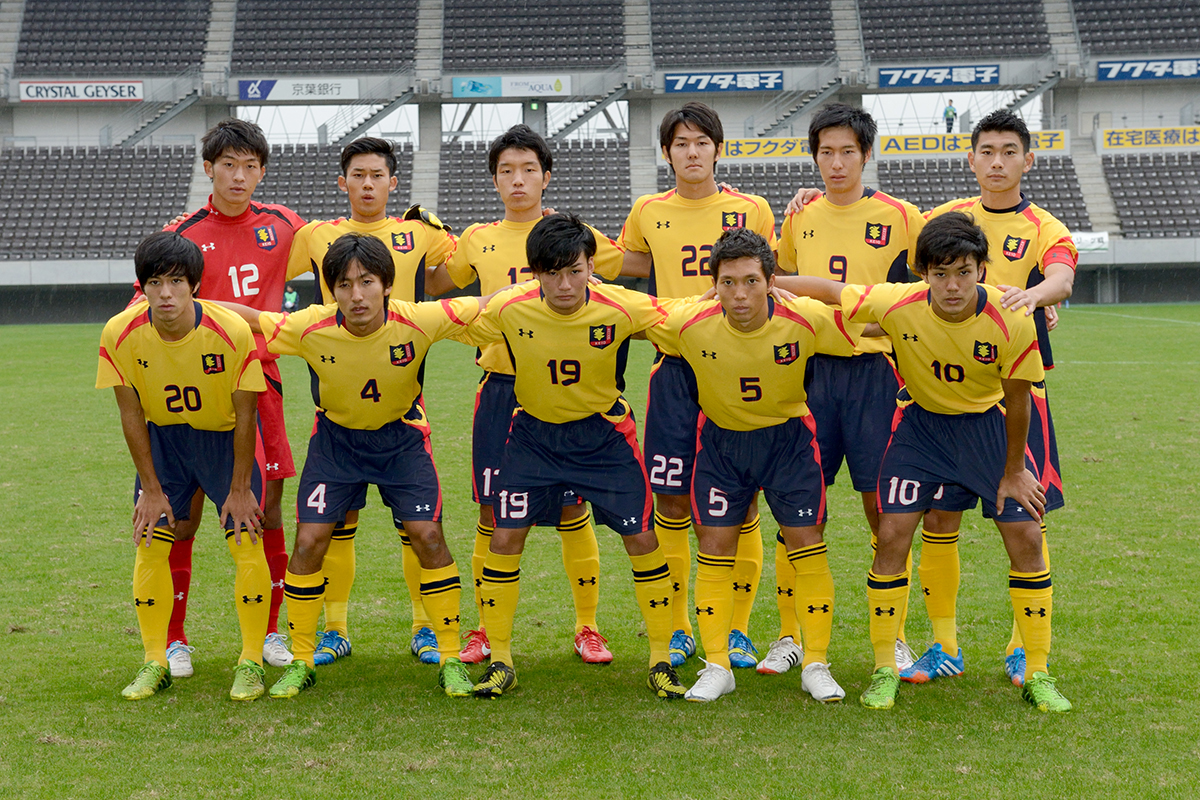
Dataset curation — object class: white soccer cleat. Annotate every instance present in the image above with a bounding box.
[800,661,846,702]
[263,632,294,667]
[895,639,917,672]
[756,636,804,675]
[685,660,736,702]
[166,640,195,678]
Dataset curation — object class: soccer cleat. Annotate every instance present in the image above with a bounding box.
[668,629,695,667]
[459,628,491,664]
[313,630,352,666]
[229,659,266,701]
[647,661,687,700]
[860,667,901,710]
[801,662,846,702]
[1023,672,1072,713]
[269,661,316,699]
[262,632,294,668]
[410,627,440,665]
[574,626,614,664]
[900,642,965,684]
[473,662,517,698]
[121,661,172,700]
[438,657,474,698]
[685,660,736,702]
[1005,647,1027,687]
[727,629,759,669]
[895,639,917,672]
[166,640,195,678]
[756,636,804,675]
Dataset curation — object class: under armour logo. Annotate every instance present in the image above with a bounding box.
[696,606,714,615]
[415,504,431,512]
[482,599,496,607]
[902,333,919,342]
[174,592,185,601]
[134,598,155,606]
[288,621,295,630]
[577,577,597,586]
[320,355,336,363]
[267,462,280,471]
[801,230,815,239]
[733,582,751,592]
[700,350,716,359]
[443,615,459,625]
[777,587,793,597]
[656,221,670,229]
[242,594,264,604]
[272,579,284,590]
[874,606,895,616]
[798,509,813,517]
[649,597,669,608]
[475,578,482,588]
[518,328,533,338]
[807,604,830,613]
[624,517,639,527]
[923,587,930,596]
[672,581,681,593]
[483,245,496,253]
[137,358,149,368]
[201,242,216,252]
[1024,607,1047,617]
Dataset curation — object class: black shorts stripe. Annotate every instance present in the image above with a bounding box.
[632,564,671,582]
[420,576,462,595]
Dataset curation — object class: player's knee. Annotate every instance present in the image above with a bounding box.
[478,504,496,527]
[655,493,691,520]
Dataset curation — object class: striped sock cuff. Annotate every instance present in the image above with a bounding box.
[332,524,358,542]
[420,565,462,596]
[653,511,692,532]
[697,553,736,569]
[921,529,959,545]
[476,522,495,538]
[776,531,786,546]
[787,542,828,564]
[1009,570,1052,590]
[150,526,175,545]
[867,570,909,590]
[556,513,592,533]
[739,515,761,536]
[284,572,326,600]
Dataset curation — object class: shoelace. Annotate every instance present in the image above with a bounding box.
[579,628,609,647]
[730,632,756,653]
[462,629,486,642]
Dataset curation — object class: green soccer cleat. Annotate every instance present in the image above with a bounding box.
[121,661,172,700]
[647,661,687,700]
[438,657,474,698]
[229,659,266,701]
[860,666,901,710]
[1022,672,1072,713]
[270,660,316,699]
[473,661,517,698]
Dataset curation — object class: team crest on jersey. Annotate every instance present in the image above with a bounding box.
[589,324,616,348]
[973,341,998,365]
[774,341,800,365]
[201,353,225,374]
[392,232,415,253]
[254,224,278,251]
[1002,235,1029,261]
[864,222,892,249]
[721,211,747,230]
[390,343,416,366]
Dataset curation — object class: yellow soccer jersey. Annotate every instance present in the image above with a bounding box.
[96,299,266,431]
[647,296,858,431]
[778,189,923,356]
[842,282,1044,415]
[463,282,668,423]
[260,297,478,430]
[619,188,777,299]
[286,213,457,304]
[443,216,623,375]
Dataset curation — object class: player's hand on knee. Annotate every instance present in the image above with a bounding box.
[784,187,822,216]
[996,469,1045,522]
[222,488,264,545]
[997,285,1036,316]
[132,488,174,546]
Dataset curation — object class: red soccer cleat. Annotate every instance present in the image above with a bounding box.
[459,628,491,664]
[574,626,614,664]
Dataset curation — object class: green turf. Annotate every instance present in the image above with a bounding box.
[3,304,1199,799]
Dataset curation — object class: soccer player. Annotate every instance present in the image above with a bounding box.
[779,212,1072,713]
[224,233,489,699]
[619,102,777,669]
[426,125,624,666]
[98,232,271,701]
[285,136,459,669]
[460,213,684,699]
[645,228,859,703]
[764,104,924,677]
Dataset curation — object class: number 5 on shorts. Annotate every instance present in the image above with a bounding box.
[708,487,728,518]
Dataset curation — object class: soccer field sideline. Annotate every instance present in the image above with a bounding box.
[2,304,1199,799]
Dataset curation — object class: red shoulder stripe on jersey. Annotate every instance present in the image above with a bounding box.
[199,313,238,350]
[237,348,262,383]
[386,309,428,337]
[1020,206,1042,230]
[881,288,928,321]
[1043,243,1076,270]
[928,197,979,220]
[980,301,1011,340]
[1009,340,1040,373]
[833,309,855,345]
[114,310,152,350]
[771,303,817,336]
[719,187,764,207]
[499,286,543,313]
[847,284,875,319]
[678,304,723,334]
[439,298,470,326]
[98,346,126,385]
[173,207,211,235]
[871,190,908,220]
[588,289,635,322]
[300,316,339,340]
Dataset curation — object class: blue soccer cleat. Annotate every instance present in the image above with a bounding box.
[669,629,695,667]
[728,629,758,669]
[900,642,965,684]
[411,626,440,665]
[313,630,352,666]
[1005,647,1027,687]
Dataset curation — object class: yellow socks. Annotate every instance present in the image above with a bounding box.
[1007,522,1050,655]
[629,546,675,666]
[773,532,801,640]
[226,530,270,665]
[694,553,736,669]
[558,512,600,633]
[1010,569,1053,679]
[419,562,463,662]
[871,531,913,644]
[480,551,522,665]
[917,528,960,653]
[654,511,693,635]
[133,527,175,668]
[321,523,356,637]
[729,514,763,635]
[398,530,432,633]
[471,521,494,624]
[867,569,910,670]
[789,543,834,667]
[283,569,326,666]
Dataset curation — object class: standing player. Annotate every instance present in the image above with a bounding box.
[619,102,776,669]
[426,125,624,666]
[765,104,924,677]
[285,136,458,668]
[779,212,1072,713]
[646,228,859,703]
[98,232,271,701]
[461,213,684,699]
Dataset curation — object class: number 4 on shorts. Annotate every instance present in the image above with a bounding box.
[307,483,327,515]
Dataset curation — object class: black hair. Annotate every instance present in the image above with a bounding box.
[134,231,204,290]
[488,124,553,175]
[913,212,989,276]
[321,233,395,292]
[659,101,724,154]
[971,109,1032,154]
[340,136,397,176]
[526,213,596,274]
[201,118,270,167]
[709,227,776,279]
[808,103,876,160]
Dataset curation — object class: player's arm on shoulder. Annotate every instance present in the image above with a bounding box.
[592,227,625,281]
[620,248,652,279]
[784,186,823,216]
[425,264,462,297]
[113,385,175,544]
[772,274,846,306]
[222,389,264,544]
[996,378,1044,522]
[210,301,266,332]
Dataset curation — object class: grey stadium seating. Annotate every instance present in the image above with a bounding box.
[442,0,624,71]
[649,0,835,67]
[1102,152,1200,239]
[1075,0,1200,54]
[858,0,1051,60]
[250,143,414,222]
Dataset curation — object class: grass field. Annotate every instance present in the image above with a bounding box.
[3,304,1200,799]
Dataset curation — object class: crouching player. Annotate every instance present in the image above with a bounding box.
[97,232,271,701]
[646,228,861,703]
[223,233,488,698]
[779,211,1071,712]
[461,213,684,699]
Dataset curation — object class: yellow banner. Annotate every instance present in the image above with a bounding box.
[1100,127,1200,149]
[878,131,1067,156]
[721,138,810,158]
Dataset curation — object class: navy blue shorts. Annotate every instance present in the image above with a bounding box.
[493,401,651,535]
[804,353,901,492]
[643,353,700,496]
[691,415,827,528]
[135,422,264,531]
[296,406,442,528]
[877,402,1041,522]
